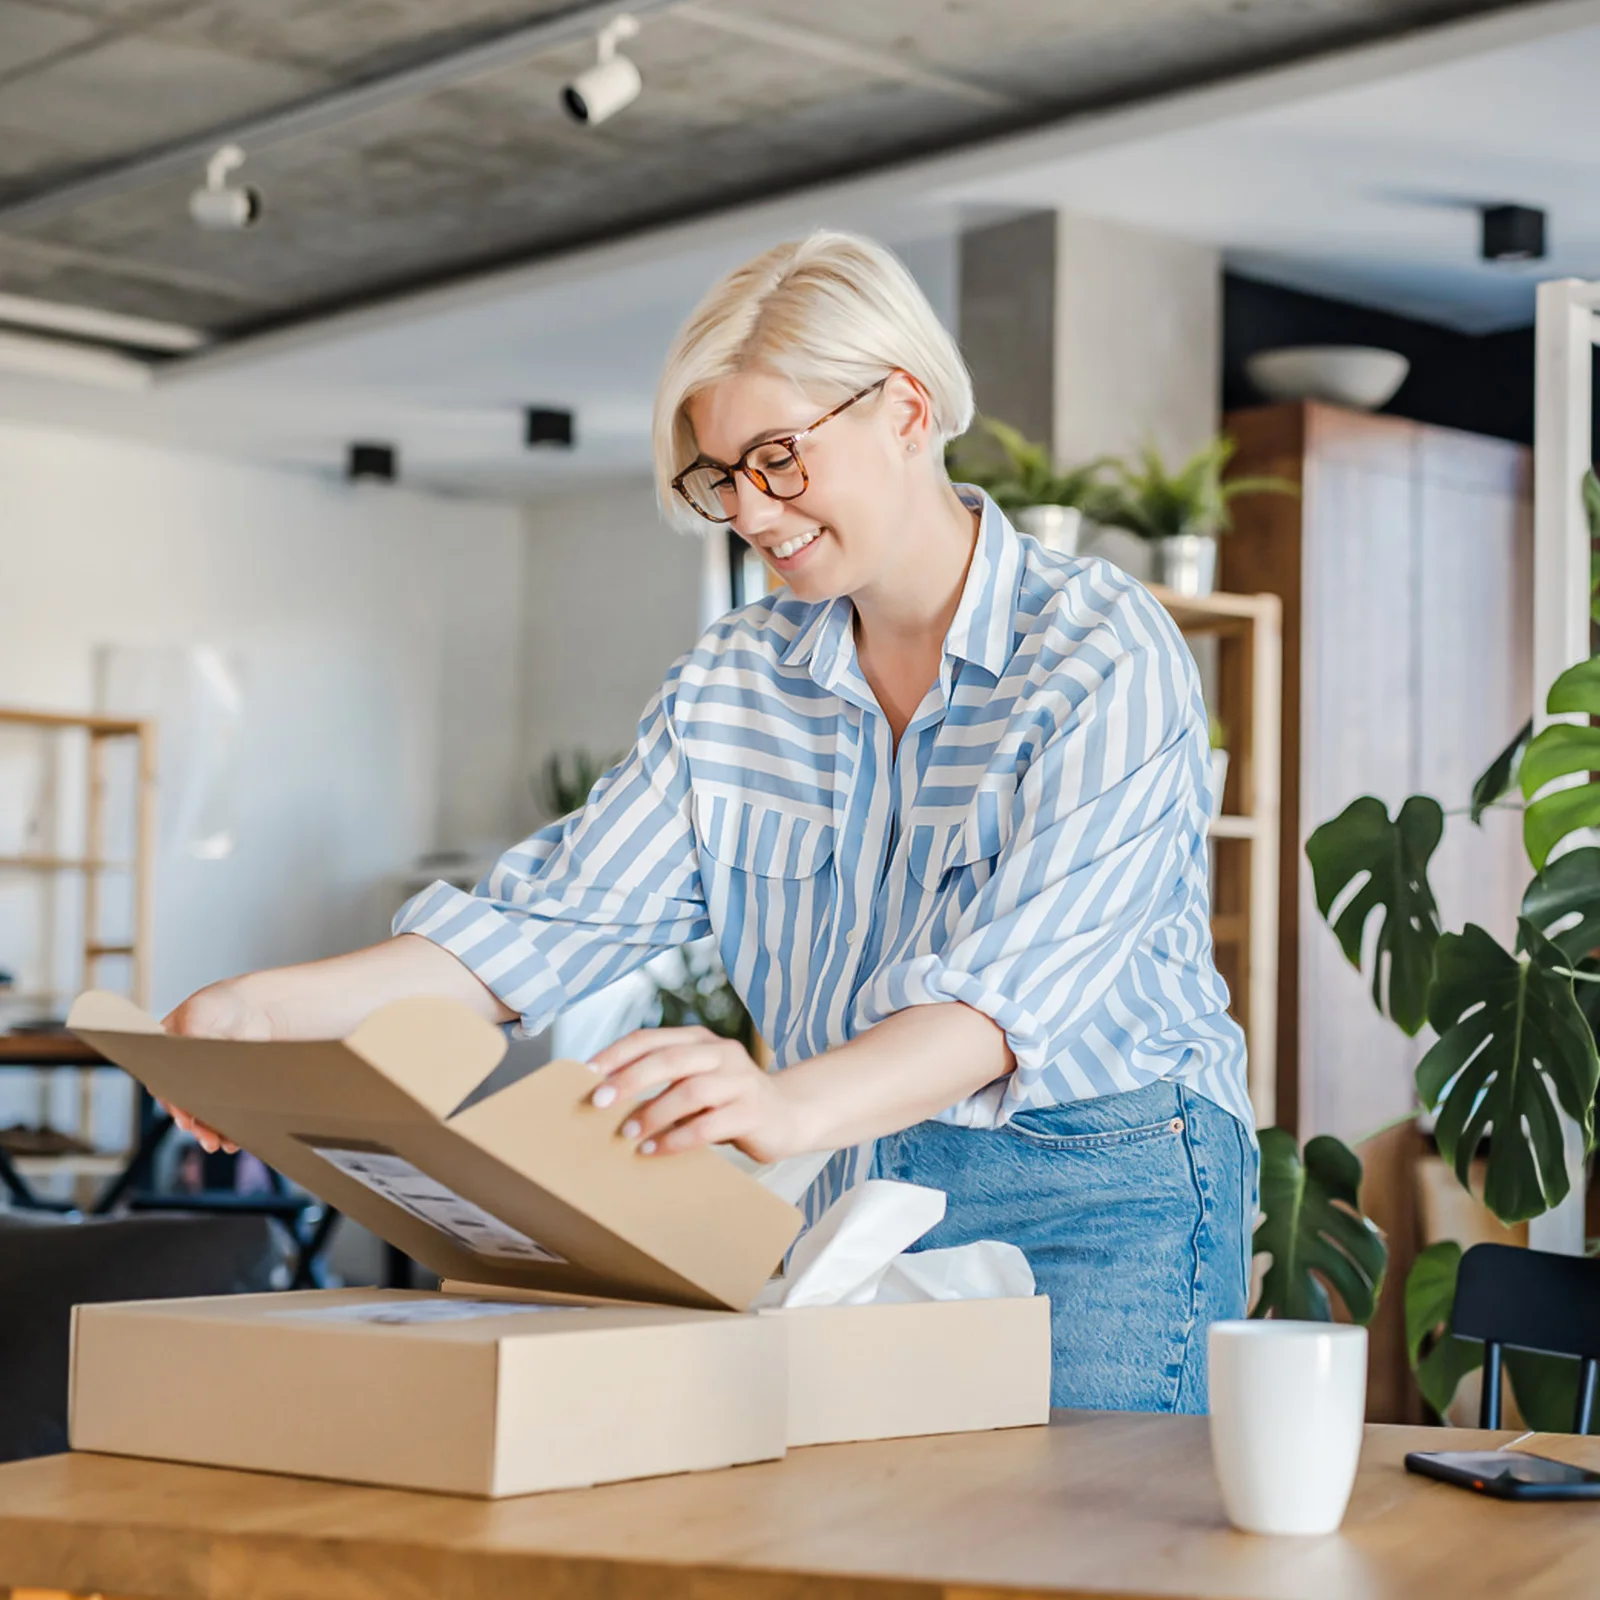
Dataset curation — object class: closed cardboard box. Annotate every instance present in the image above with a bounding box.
[773,1296,1051,1447]
[439,1279,1054,1448]
[71,1288,787,1498]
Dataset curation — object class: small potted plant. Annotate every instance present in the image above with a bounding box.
[1093,437,1296,597]
[1208,715,1230,820]
[536,748,619,820]
[946,418,1112,556]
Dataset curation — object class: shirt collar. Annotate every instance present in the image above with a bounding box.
[944,487,1024,680]
[779,487,1024,691]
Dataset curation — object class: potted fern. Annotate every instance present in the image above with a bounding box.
[1093,437,1296,596]
[946,418,1113,556]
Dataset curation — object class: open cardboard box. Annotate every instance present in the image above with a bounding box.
[65,991,1049,1497]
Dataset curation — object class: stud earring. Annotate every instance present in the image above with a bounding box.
[907,442,919,455]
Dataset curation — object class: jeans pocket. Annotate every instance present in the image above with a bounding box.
[1003,1113,1185,1152]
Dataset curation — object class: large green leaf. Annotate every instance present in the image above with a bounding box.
[1522,728,1600,872]
[1405,1243,1485,1416]
[1415,920,1600,1224]
[1470,718,1531,825]
[1522,847,1600,962]
[1252,1128,1387,1324]
[1521,657,1600,871]
[1403,1241,1583,1429]
[1307,795,1444,1035]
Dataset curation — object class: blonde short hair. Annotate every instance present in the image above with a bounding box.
[652,230,974,528]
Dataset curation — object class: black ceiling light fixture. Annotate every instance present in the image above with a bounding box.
[347,441,397,482]
[1481,204,1546,264]
[525,407,575,448]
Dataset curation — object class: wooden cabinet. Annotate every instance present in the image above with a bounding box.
[1222,402,1531,1141]
[1222,402,1531,1420]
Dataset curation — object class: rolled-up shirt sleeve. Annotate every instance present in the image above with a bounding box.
[393,662,708,1034]
[857,592,1212,1126]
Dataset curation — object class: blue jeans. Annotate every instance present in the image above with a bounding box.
[870,1079,1256,1413]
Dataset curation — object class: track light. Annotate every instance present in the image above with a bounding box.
[1481,204,1546,264]
[189,144,262,231]
[563,14,642,126]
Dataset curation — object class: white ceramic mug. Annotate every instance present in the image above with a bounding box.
[1208,1320,1368,1535]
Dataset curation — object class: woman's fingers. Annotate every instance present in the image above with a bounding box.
[623,1071,740,1143]
[648,1105,749,1155]
[588,1025,714,1079]
[161,1099,239,1155]
[588,1039,733,1109]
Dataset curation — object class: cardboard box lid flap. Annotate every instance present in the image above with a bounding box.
[68,991,499,1121]
[68,992,802,1312]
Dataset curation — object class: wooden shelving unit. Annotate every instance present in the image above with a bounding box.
[0,707,157,1178]
[1148,585,1283,1129]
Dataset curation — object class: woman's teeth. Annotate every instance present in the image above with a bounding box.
[771,529,820,560]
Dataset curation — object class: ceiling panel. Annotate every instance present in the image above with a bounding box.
[0,0,1527,346]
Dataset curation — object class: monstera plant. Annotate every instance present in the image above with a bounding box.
[1307,648,1600,1426]
[1251,1128,1387,1325]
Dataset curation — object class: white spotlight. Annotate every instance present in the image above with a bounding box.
[189,144,262,231]
[563,14,642,126]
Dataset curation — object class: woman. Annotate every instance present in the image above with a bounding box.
[167,231,1255,1413]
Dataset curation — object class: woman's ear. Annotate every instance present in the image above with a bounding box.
[883,370,935,453]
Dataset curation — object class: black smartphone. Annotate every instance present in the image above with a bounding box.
[1405,1448,1600,1500]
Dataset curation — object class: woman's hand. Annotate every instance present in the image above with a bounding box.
[157,980,271,1154]
[586,1027,818,1163]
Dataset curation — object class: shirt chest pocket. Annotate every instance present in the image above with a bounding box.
[693,791,837,879]
[906,779,1017,890]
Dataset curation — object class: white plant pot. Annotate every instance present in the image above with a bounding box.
[1155,533,1218,597]
[1015,504,1083,556]
[1210,748,1230,820]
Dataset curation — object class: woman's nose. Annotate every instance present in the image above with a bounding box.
[732,472,782,536]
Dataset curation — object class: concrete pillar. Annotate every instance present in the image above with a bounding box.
[958,212,1057,449]
[958,209,1222,578]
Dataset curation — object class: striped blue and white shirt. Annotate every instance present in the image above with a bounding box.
[396,492,1251,1200]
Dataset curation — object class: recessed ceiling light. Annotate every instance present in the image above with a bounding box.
[525,407,575,448]
[348,442,397,482]
[1480,204,1546,264]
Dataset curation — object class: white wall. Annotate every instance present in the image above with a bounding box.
[518,476,705,830]
[0,421,524,1047]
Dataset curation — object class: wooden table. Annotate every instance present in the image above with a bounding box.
[1,1413,1598,1600]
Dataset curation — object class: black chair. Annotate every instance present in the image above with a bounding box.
[1452,1243,1600,1434]
[0,1209,289,1461]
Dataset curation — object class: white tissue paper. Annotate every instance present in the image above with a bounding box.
[748,1172,1035,1310]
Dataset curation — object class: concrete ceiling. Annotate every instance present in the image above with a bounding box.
[0,0,1526,346]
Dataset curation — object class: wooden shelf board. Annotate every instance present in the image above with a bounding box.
[0,709,145,736]
[86,944,135,958]
[1207,815,1263,840]
[9,1152,128,1177]
[0,856,133,872]
[1148,585,1282,632]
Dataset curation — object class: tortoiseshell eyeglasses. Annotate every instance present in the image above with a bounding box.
[672,377,889,524]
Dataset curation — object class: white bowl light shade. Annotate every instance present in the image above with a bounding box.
[1245,346,1410,411]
